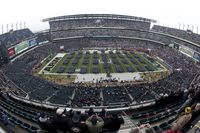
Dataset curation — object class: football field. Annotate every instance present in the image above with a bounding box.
[40,50,164,74]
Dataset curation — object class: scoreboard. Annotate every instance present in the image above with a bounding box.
[14,40,29,54]
[7,37,38,59]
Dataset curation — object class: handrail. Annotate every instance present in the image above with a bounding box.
[8,92,155,112]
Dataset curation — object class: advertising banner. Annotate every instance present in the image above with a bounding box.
[193,52,200,62]
[28,38,37,47]
[15,41,29,54]
[179,45,194,57]
[7,47,16,58]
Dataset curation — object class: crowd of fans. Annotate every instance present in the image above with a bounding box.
[38,107,124,133]
[0,38,199,108]
[152,25,200,45]
[50,18,150,31]
[51,27,200,52]
[168,81,200,132]
[72,86,102,107]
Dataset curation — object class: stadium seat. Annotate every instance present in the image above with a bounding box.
[159,122,170,130]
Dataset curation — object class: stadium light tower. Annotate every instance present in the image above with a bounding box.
[1,25,3,34]
[20,22,22,29]
[24,22,26,28]
[192,25,194,32]
[16,23,18,30]
[6,24,9,32]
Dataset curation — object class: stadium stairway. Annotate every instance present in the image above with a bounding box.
[122,115,138,129]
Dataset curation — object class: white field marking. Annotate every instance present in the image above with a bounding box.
[55,53,66,58]
[39,53,66,74]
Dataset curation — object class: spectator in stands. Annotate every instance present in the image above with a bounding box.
[1,114,9,126]
[52,108,72,133]
[64,107,74,118]
[88,107,95,116]
[181,91,200,131]
[38,113,56,133]
[86,114,104,133]
[178,93,193,115]
[104,113,124,133]
[99,108,107,119]
[70,111,88,133]
[80,110,89,122]
[171,107,192,131]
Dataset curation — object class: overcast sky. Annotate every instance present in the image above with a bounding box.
[0,0,199,33]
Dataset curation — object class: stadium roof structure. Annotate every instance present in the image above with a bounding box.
[42,14,157,23]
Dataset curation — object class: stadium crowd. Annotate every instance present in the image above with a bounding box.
[51,26,200,52]
[38,107,124,133]
[1,37,199,108]
[168,81,200,132]
[50,18,150,31]
[152,25,200,45]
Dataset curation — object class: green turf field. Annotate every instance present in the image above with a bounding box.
[41,50,165,74]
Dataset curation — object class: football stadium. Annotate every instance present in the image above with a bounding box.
[0,13,200,133]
